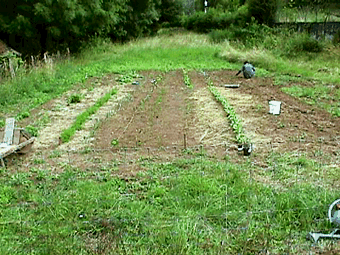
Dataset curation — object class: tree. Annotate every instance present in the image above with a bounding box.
[247,0,277,26]
[0,0,129,55]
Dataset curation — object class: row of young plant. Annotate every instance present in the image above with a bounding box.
[182,69,193,89]
[60,88,118,143]
[207,78,250,145]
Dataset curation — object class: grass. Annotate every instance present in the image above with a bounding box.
[60,88,117,143]
[282,84,340,116]
[0,155,338,254]
[1,29,340,253]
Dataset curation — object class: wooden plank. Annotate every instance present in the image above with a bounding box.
[13,129,20,145]
[3,118,15,145]
[0,137,35,158]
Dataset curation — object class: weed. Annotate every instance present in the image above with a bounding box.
[255,104,264,112]
[9,172,32,187]
[33,158,46,164]
[67,93,82,104]
[111,138,119,147]
[25,125,39,137]
[16,111,30,120]
[182,69,193,89]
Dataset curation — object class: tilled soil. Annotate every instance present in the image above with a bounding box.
[6,70,340,174]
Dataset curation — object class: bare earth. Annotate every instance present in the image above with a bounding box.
[7,70,340,175]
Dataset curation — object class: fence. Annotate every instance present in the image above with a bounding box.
[276,21,340,39]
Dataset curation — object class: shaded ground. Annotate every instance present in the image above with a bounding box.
[5,70,340,174]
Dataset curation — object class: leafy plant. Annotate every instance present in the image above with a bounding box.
[208,78,250,145]
[111,138,119,146]
[16,111,30,120]
[182,69,193,88]
[67,93,82,104]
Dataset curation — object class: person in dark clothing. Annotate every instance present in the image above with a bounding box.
[236,61,256,79]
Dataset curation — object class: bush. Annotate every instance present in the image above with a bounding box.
[285,34,324,55]
[332,30,340,45]
[247,0,277,26]
[209,29,232,43]
[209,21,273,47]
[183,6,250,33]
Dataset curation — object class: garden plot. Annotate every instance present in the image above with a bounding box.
[208,70,340,157]
[7,70,340,173]
[28,75,130,153]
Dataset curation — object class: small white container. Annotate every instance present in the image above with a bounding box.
[269,101,282,115]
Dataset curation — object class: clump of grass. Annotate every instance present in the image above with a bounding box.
[67,93,82,104]
[284,33,324,55]
[16,111,30,121]
[60,88,117,143]
[25,125,39,137]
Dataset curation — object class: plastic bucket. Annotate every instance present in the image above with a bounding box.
[269,101,281,115]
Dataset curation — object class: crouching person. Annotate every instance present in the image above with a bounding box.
[236,61,255,79]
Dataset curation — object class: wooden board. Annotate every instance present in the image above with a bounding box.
[13,129,20,145]
[3,118,15,145]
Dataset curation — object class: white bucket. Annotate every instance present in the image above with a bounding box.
[269,101,282,115]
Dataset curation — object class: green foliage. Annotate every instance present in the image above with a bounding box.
[285,33,324,55]
[209,21,273,46]
[333,30,340,45]
[0,157,338,253]
[0,52,24,79]
[67,93,82,104]
[0,0,164,55]
[25,125,39,137]
[208,79,250,144]
[247,0,277,26]
[183,7,250,33]
[182,69,193,88]
[60,89,117,142]
[157,0,184,26]
[16,111,30,121]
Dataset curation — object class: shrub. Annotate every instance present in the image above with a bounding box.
[67,94,82,104]
[332,30,340,45]
[209,21,273,47]
[285,33,324,55]
[247,0,277,26]
[209,29,232,43]
[182,7,250,33]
